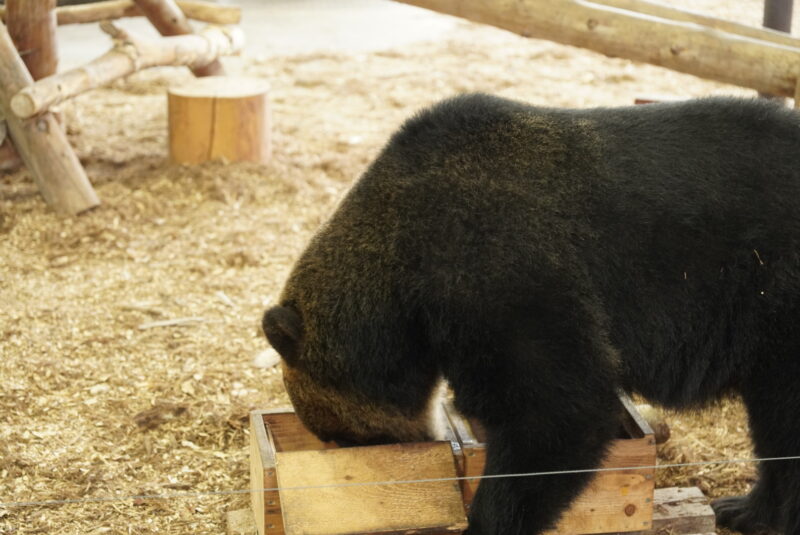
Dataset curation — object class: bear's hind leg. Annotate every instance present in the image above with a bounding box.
[718,348,800,535]
[711,470,780,534]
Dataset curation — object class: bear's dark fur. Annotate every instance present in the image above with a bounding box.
[263,94,800,535]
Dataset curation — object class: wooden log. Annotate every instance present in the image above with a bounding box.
[394,0,800,98]
[597,0,800,49]
[795,80,800,108]
[9,22,244,119]
[133,0,224,77]
[6,0,58,80]
[0,22,98,214]
[0,0,241,26]
[5,0,58,171]
[167,76,271,165]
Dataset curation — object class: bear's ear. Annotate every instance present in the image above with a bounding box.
[262,305,303,365]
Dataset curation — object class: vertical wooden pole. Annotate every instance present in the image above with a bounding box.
[761,0,794,99]
[763,0,794,33]
[3,0,58,172]
[133,0,224,77]
[0,22,98,214]
[794,80,800,108]
[6,0,58,80]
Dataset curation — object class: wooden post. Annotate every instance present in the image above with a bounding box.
[760,0,794,98]
[133,0,224,77]
[0,22,98,214]
[4,0,58,171]
[795,81,800,108]
[764,0,794,33]
[5,0,58,80]
[168,77,271,165]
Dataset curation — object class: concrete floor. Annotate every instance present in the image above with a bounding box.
[56,0,459,70]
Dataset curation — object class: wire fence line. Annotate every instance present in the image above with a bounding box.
[3,454,800,509]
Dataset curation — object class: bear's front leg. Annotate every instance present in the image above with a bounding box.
[465,415,618,535]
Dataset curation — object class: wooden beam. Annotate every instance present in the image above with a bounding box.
[0,0,241,26]
[0,22,98,214]
[394,0,800,97]
[133,0,224,77]
[6,0,58,80]
[10,22,244,119]
[597,0,800,49]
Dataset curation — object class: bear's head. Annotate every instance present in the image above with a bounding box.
[262,303,444,447]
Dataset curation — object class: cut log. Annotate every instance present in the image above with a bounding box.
[6,0,58,80]
[0,22,98,214]
[133,0,224,77]
[168,76,271,165]
[10,22,244,119]
[395,0,800,98]
[0,0,241,26]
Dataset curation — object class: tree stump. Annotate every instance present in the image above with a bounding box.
[168,77,271,165]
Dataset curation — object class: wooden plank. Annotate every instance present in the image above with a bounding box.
[546,432,655,533]
[260,410,336,453]
[276,442,468,535]
[251,411,288,535]
[554,467,653,533]
[618,394,654,439]
[249,411,271,535]
[652,487,716,534]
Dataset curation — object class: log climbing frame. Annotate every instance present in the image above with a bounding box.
[0,0,243,215]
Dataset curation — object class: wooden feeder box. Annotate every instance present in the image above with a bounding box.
[250,396,655,535]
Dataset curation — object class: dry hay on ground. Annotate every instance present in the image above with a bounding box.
[0,2,791,533]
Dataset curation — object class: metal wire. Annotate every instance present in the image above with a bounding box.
[3,454,800,509]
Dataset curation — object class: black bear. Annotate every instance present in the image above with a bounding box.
[263,94,800,535]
